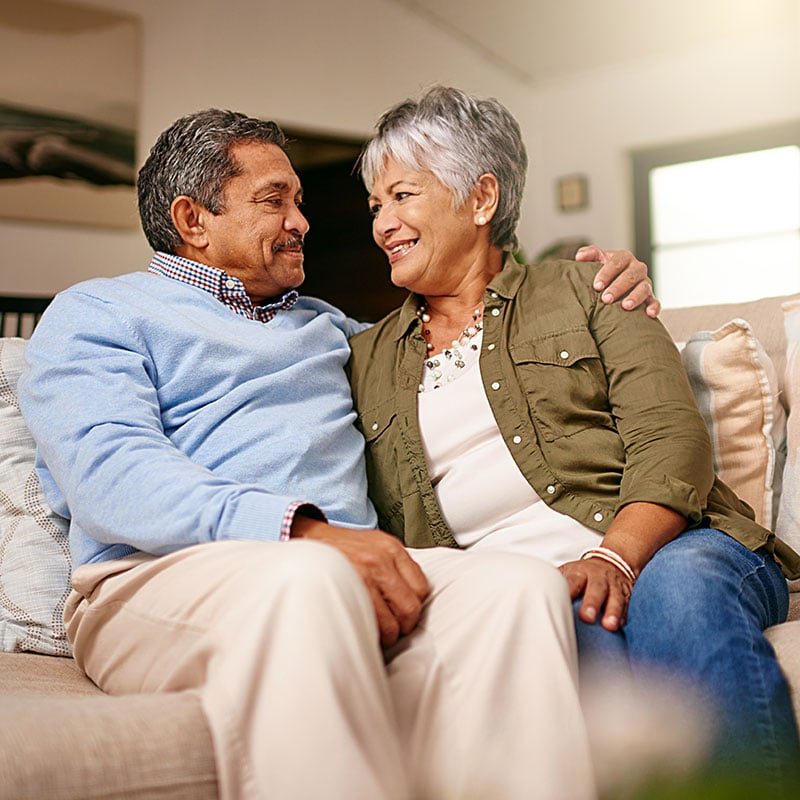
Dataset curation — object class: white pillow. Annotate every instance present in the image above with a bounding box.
[681,319,785,530]
[0,337,72,655]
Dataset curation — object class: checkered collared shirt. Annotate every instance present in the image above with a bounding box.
[148,251,299,322]
[147,251,321,540]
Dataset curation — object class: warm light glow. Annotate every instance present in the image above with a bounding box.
[650,146,800,307]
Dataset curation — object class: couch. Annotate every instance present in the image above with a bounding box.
[1,290,799,799]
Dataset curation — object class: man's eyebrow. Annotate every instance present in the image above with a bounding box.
[255,180,304,198]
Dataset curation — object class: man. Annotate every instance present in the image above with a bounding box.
[19,109,655,800]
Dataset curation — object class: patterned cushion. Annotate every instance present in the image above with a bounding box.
[775,301,800,588]
[0,337,72,655]
[681,319,785,530]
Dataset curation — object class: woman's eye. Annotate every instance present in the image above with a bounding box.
[369,203,381,217]
[395,192,410,201]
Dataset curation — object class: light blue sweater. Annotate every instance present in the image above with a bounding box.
[18,271,376,567]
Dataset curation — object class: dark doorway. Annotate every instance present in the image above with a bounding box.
[285,129,408,323]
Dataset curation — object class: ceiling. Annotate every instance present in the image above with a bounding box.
[391,0,799,86]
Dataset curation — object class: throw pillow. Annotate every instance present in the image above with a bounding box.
[775,300,800,588]
[0,337,72,655]
[681,319,785,530]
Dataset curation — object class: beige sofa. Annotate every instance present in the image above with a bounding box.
[1,291,799,799]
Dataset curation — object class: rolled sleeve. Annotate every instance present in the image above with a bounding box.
[589,297,715,519]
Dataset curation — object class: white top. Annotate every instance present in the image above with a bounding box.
[417,340,600,566]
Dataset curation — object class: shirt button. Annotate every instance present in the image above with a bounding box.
[593,512,604,522]
[491,308,500,317]
[560,350,569,359]
[546,485,556,495]
[487,343,496,351]
[490,292,499,299]
[225,278,236,289]
[491,381,500,390]
[512,435,522,444]
[371,422,379,431]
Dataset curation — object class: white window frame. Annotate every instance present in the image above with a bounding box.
[632,121,800,307]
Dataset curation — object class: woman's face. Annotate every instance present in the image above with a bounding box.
[368,158,482,295]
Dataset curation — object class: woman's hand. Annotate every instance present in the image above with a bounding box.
[576,245,660,318]
[559,557,634,632]
[562,503,687,632]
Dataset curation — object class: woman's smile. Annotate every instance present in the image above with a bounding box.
[387,239,418,263]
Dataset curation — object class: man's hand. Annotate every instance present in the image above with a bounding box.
[559,557,633,632]
[291,516,430,647]
[576,245,660,318]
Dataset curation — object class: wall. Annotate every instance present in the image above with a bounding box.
[3,0,799,295]
[520,21,800,262]
[0,0,533,295]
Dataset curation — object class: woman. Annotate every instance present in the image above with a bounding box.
[347,86,800,794]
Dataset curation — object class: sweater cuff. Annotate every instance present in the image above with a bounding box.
[216,492,325,543]
[281,501,326,541]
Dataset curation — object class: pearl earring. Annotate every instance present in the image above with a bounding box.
[478,216,487,225]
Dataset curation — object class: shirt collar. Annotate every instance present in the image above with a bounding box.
[147,251,299,321]
[393,251,527,341]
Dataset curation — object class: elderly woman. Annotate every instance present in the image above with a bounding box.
[346,86,800,794]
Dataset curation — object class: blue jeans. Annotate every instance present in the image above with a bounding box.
[573,527,799,794]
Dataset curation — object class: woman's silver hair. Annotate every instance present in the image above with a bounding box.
[359,86,527,250]
[137,109,287,253]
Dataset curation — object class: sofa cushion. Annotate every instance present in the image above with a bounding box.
[681,319,785,530]
[775,300,800,590]
[0,650,100,696]
[0,337,72,655]
[660,291,800,409]
[0,653,217,800]
[764,616,800,727]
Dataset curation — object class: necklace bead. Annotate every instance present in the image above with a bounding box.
[417,302,484,391]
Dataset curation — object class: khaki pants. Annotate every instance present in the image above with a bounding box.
[65,540,594,800]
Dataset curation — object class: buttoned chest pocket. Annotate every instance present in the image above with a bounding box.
[356,399,405,530]
[510,330,614,442]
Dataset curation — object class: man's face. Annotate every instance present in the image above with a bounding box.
[201,142,309,304]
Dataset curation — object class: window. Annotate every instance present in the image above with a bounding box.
[633,123,800,308]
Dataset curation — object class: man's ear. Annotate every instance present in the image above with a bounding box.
[472,173,500,226]
[170,195,210,248]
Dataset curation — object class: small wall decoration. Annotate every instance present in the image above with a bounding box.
[557,174,589,212]
[0,1,139,229]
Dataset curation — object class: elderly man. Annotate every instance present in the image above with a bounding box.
[19,109,654,800]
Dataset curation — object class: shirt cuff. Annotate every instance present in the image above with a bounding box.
[281,501,326,541]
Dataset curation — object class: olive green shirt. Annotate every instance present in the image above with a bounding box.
[347,256,800,579]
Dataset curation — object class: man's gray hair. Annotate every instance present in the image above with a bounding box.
[359,86,527,251]
[137,109,287,253]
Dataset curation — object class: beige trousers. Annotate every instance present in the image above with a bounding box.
[65,540,594,800]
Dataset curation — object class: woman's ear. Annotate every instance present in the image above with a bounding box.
[473,173,500,226]
[170,195,210,249]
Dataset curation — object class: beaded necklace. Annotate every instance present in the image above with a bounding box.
[416,303,483,391]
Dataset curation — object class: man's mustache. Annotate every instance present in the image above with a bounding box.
[273,237,304,252]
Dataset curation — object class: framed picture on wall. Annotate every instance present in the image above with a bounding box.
[556,173,589,212]
[0,1,139,229]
